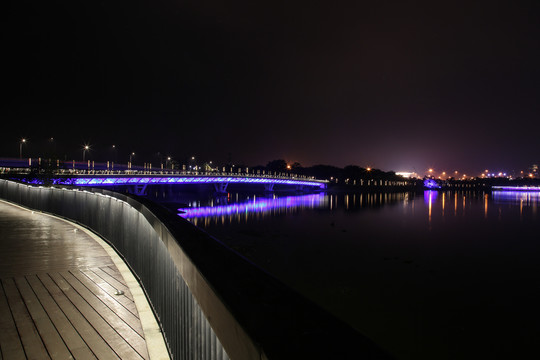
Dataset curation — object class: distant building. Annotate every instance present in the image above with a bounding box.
[396,171,417,178]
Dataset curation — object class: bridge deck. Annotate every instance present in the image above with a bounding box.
[0,200,152,359]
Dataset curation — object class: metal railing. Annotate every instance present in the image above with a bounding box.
[0,179,239,359]
[4,168,325,181]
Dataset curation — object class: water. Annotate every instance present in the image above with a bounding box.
[161,190,540,359]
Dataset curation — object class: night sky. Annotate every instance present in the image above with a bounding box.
[4,1,540,175]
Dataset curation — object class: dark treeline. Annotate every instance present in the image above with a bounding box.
[251,159,405,182]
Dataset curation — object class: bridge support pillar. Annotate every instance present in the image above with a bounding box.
[130,184,148,196]
[295,185,305,192]
[214,183,229,195]
[264,183,275,193]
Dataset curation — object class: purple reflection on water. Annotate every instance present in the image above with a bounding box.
[492,186,540,191]
[178,193,328,219]
[423,190,438,205]
[492,191,540,205]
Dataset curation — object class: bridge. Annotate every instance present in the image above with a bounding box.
[8,169,328,195]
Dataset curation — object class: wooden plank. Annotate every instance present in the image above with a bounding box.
[26,275,96,360]
[62,270,148,357]
[0,203,114,278]
[14,276,72,359]
[37,273,119,359]
[0,202,152,359]
[94,267,134,302]
[0,281,26,360]
[79,268,139,317]
[2,278,50,359]
[47,273,144,359]
[102,265,125,282]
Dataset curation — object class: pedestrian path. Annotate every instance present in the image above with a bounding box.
[0,200,165,359]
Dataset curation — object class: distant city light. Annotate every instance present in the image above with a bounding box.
[396,172,416,178]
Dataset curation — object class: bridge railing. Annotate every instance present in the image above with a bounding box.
[0,179,391,360]
[2,166,325,182]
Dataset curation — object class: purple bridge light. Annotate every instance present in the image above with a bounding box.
[44,175,327,189]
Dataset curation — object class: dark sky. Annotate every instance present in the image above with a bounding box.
[3,1,540,175]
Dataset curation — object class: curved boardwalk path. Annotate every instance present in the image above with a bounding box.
[0,200,162,359]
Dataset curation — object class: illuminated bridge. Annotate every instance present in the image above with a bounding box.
[20,172,328,195]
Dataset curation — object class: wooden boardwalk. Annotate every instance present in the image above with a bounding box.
[0,200,151,359]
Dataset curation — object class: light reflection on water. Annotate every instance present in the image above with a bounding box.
[492,190,540,204]
[177,192,412,226]
[164,189,540,360]
[178,193,329,226]
[178,190,539,226]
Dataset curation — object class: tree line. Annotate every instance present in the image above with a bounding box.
[253,159,404,181]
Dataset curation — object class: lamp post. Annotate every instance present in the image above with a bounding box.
[128,152,135,170]
[82,145,90,162]
[48,137,55,156]
[19,138,27,159]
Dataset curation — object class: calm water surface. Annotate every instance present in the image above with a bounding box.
[163,190,540,359]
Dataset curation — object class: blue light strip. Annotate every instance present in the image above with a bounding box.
[492,186,540,192]
[178,193,327,219]
[53,176,327,188]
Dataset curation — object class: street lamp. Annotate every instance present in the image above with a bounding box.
[19,138,27,159]
[82,145,90,161]
[112,145,117,162]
